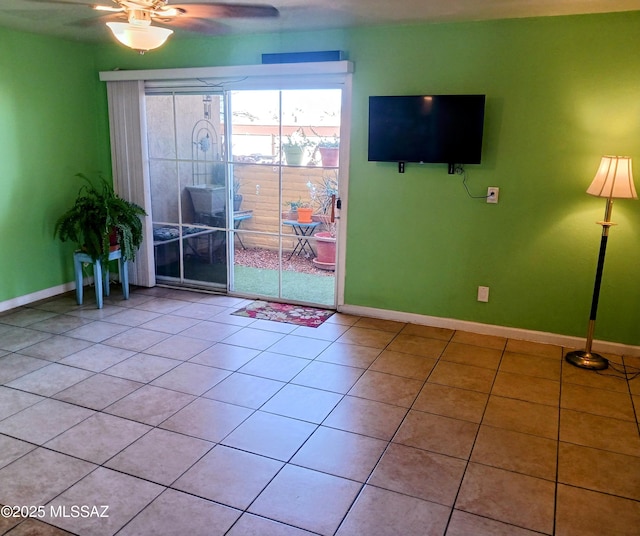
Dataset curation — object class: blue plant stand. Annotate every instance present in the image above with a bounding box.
[73,249,129,309]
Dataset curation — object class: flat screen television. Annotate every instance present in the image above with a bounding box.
[368,94,486,170]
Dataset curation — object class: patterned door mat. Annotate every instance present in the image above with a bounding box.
[232,300,334,328]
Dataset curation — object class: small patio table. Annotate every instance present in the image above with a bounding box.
[282,220,320,259]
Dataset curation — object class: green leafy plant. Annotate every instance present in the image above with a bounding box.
[286,199,303,210]
[283,128,313,149]
[308,173,338,215]
[317,135,340,148]
[55,173,146,265]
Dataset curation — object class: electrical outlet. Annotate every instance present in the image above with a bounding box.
[477,286,489,302]
[487,187,499,204]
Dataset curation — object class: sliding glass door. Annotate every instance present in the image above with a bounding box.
[228,89,341,307]
[145,87,342,307]
[146,92,229,291]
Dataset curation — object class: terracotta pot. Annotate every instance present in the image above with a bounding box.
[319,147,339,167]
[108,229,119,252]
[312,214,332,224]
[297,207,313,223]
[282,209,298,221]
[314,231,336,263]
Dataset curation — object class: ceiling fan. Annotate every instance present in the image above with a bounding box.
[31,0,279,53]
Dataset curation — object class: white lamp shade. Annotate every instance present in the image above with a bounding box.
[106,22,173,52]
[587,155,637,199]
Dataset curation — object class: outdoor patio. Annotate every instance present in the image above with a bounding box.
[233,247,335,306]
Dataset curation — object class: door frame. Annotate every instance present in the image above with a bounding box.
[101,61,353,307]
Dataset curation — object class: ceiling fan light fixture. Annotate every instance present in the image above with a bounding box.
[106,22,173,53]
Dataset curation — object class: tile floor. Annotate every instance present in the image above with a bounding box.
[0,286,639,536]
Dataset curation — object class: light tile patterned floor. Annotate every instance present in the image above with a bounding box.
[0,286,639,536]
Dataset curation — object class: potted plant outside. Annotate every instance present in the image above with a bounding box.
[283,199,302,220]
[317,136,340,167]
[313,231,336,271]
[308,173,338,270]
[296,202,313,223]
[55,173,146,266]
[282,128,314,166]
[308,173,338,225]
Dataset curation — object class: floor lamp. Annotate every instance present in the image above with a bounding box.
[566,156,637,370]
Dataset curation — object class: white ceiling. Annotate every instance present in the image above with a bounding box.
[2,0,639,43]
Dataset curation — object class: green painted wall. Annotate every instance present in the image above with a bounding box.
[344,14,640,346]
[3,11,640,346]
[0,28,107,302]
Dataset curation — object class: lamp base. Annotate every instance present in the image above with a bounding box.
[565,350,608,370]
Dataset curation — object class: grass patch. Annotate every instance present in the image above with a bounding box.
[233,265,334,306]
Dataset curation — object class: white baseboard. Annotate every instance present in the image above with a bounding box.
[0,272,130,314]
[4,286,638,358]
[339,304,640,358]
[0,282,76,313]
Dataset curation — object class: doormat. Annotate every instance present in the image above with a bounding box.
[232,300,334,328]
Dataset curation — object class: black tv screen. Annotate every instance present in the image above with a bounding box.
[368,94,486,165]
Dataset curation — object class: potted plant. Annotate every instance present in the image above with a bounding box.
[308,173,338,224]
[308,173,338,270]
[55,173,146,265]
[281,128,313,166]
[283,199,302,220]
[296,202,313,223]
[313,231,336,271]
[317,136,340,167]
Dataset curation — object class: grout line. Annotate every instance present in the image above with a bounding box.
[441,333,507,534]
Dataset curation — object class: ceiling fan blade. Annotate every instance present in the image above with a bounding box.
[24,0,96,5]
[161,15,230,34]
[93,5,125,13]
[66,12,125,27]
[24,0,122,12]
[170,3,278,19]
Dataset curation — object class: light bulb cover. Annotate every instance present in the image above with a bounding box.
[106,22,173,52]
